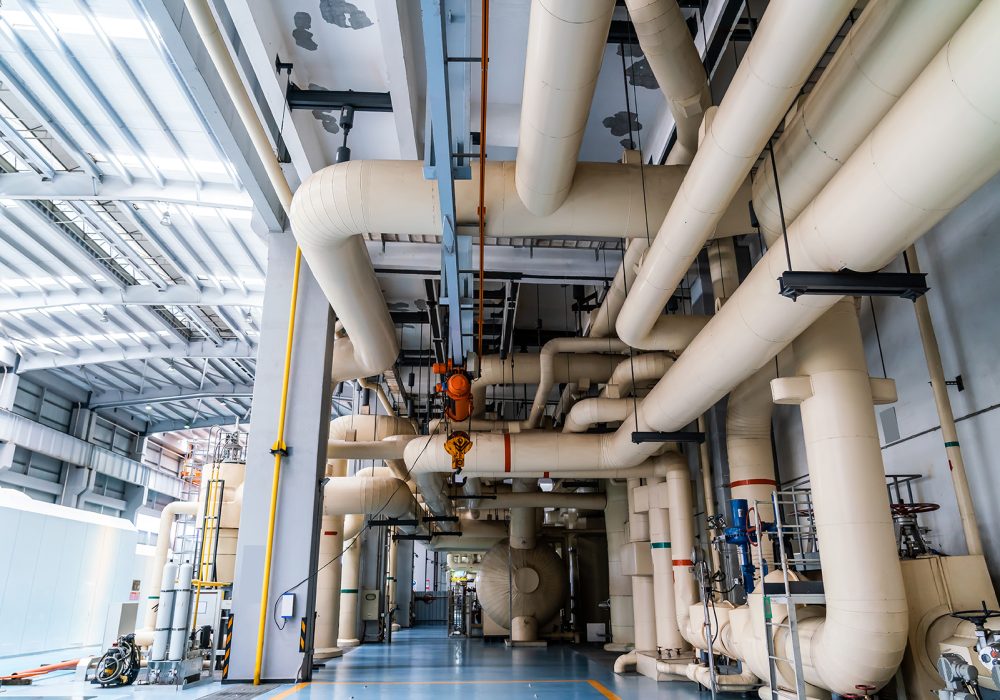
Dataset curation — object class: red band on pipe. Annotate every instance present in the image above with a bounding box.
[323,531,337,536]
[672,559,694,567]
[543,471,550,478]
[504,433,511,473]
[728,478,777,488]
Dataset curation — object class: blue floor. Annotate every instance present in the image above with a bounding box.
[0,627,706,700]
[304,626,705,699]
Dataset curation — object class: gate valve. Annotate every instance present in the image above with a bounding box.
[443,431,473,475]
[433,360,474,422]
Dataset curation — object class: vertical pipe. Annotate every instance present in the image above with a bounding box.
[903,245,982,556]
[338,515,365,647]
[627,479,657,653]
[604,482,635,649]
[696,416,720,572]
[649,506,685,654]
[167,562,194,661]
[150,562,178,661]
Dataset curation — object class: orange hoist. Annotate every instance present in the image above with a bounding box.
[433,359,473,422]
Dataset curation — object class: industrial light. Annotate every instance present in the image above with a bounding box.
[160,208,172,226]
[145,404,152,411]
[99,309,109,323]
[167,359,176,372]
[245,310,253,324]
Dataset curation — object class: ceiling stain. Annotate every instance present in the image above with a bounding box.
[319,0,374,29]
[616,43,644,59]
[292,12,318,51]
[626,58,658,90]
[602,110,642,139]
[308,82,340,134]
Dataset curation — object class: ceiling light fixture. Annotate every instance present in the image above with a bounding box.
[160,207,172,226]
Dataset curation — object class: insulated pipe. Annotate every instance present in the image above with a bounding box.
[751,0,980,245]
[599,353,674,399]
[626,479,657,654]
[322,477,416,519]
[515,0,616,215]
[661,452,701,649]
[327,436,416,460]
[649,506,685,653]
[615,0,855,349]
[288,160,751,245]
[525,338,630,428]
[337,514,365,647]
[783,300,907,694]
[292,171,398,376]
[562,398,633,434]
[621,0,711,166]
[604,482,634,649]
[601,1,1000,473]
[315,513,344,659]
[472,352,620,418]
[904,244,983,556]
[138,500,200,644]
[509,479,538,550]
[726,364,778,567]
[357,377,394,415]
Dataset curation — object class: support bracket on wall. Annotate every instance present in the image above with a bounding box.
[778,271,929,302]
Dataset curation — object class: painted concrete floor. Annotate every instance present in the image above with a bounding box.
[0,627,708,700]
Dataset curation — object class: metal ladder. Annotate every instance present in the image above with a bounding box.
[756,489,825,699]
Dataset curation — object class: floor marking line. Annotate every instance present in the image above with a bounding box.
[311,679,608,687]
[587,679,622,700]
[266,681,310,700]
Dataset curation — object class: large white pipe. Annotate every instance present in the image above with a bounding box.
[562,398,633,434]
[472,352,620,418]
[287,160,750,245]
[603,482,634,650]
[615,0,854,349]
[649,506,685,653]
[465,491,607,510]
[315,513,345,658]
[660,453,700,649]
[337,514,365,647]
[726,364,778,528]
[751,0,981,245]
[626,479,657,655]
[779,300,907,694]
[599,352,675,399]
[516,0,616,215]
[327,436,416,460]
[602,0,1000,470]
[525,338,629,428]
[622,0,711,165]
[405,0,1000,482]
[323,477,416,519]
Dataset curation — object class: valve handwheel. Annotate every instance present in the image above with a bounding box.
[950,601,1000,629]
[891,502,940,516]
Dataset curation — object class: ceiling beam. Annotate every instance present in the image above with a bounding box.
[139,0,284,232]
[18,339,256,371]
[0,287,263,313]
[0,172,252,210]
[286,86,392,112]
[90,381,254,409]
[143,412,245,435]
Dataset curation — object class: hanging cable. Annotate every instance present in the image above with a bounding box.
[476,0,491,366]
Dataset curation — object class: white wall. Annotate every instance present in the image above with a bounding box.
[0,489,137,663]
[773,171,1000,581]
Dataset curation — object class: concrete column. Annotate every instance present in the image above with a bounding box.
[227,233,335,682]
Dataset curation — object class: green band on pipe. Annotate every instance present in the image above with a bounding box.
[944,441,960,448]
[650,542,672,549]
[340,589,359,594]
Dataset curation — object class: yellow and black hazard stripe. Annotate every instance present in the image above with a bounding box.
[221,614,233,679]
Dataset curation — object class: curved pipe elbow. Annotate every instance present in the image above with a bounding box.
[291,163,399,376]
[614,650,637,674]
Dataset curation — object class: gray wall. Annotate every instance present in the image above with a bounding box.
[774,171,1000,581]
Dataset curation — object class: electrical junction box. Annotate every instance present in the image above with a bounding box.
[279,593,295,620]
[361,590,381,621]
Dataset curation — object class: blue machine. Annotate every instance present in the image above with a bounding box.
[722,498,776,594]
